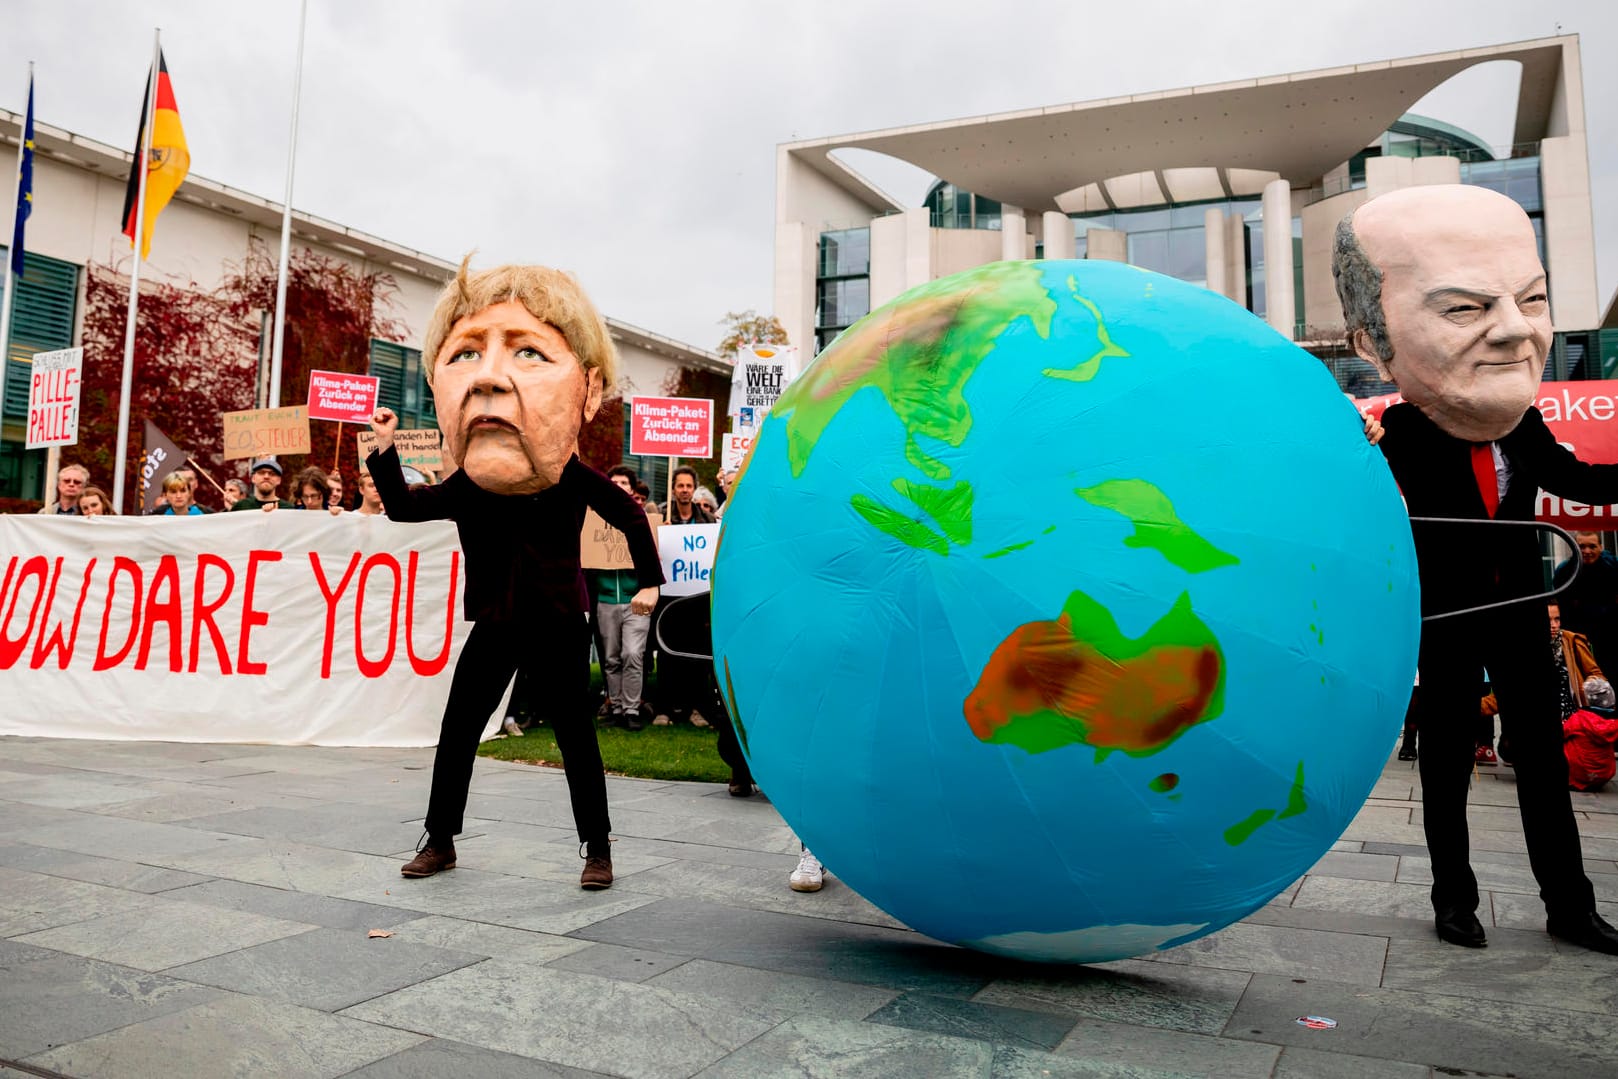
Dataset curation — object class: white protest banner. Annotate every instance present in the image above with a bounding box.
[630,396,713,457]
[357,428,444,473]
[0,512,496,747]
[721,431,754,473]
[25,347,83,449]
[223,405,312,461]
[727,344,800,425]
[657,523,720,595]
[307,369,381,424]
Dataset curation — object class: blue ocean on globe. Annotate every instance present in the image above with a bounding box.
[711,259,1420,963]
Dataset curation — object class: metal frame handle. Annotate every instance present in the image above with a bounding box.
[1408,516,1579,622]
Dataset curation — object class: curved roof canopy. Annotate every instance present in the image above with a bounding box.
[788,37,1574,214]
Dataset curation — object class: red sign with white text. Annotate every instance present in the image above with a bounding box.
[1356,380,1618,530]
[306,370,381,424]
[630,396,714,457]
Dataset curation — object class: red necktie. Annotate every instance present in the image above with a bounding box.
[1471,443,1499,518]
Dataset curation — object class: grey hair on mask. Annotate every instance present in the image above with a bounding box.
[1332,214,1393,363]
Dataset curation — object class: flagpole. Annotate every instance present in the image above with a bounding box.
[267,0,308,409]
[0,62,33,429]
[111,31,161,513]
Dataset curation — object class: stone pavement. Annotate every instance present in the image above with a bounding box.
[1,736,1614,1079]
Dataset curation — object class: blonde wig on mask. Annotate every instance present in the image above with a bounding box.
[421,256,618,391]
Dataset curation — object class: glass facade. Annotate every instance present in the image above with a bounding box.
[816,227,870,353]
[368,340,435,430]
[0,249,81,500]
[923,182,1001,230]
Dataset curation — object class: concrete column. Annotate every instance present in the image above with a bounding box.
[1086,228,1127,262]
[903,208,932,289]
[868,213,908,310]
[772,220,816,355]
[1225,213,1248,306]
[1001,205,1025,261]
[1262,179,1295,337]
[1204,207,1228,298]
[1041,210,1075,260]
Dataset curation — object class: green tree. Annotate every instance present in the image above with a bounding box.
[716,310,789,358]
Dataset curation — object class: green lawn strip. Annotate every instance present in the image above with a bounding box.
[476,723,730,784]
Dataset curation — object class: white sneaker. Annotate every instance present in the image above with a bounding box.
[502,717,524,738]
[790,849,823,892]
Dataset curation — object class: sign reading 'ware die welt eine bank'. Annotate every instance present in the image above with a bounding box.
[630,396,713,457]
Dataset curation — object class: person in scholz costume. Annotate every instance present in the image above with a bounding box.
[1335,184,1618,954]
[370,259,663,891]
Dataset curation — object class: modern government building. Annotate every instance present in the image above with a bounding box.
[775,35,1615,396]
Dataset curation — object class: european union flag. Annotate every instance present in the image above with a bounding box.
[11,72,33,277]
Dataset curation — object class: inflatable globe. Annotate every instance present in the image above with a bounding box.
[711,259,1419,963]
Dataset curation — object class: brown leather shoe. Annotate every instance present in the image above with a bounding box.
[400,842,456,878]
[580,855,614,890]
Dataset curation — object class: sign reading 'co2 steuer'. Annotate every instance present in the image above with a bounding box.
[221,405,312,461]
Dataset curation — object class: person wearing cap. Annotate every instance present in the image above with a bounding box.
[229,457,296,511]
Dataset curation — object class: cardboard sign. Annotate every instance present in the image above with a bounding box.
[222,405,312,461]
[357,429,444,472]
[1355,380,1618,530]
[25,347,83,449]
[721,431,754,473]
[581,505,662,571]
[306,370,381,424]
[658,523,720,595]
[631,396,713,458]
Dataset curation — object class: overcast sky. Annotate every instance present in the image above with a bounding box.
[3,0,1614,350]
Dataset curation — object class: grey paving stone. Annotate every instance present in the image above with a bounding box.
[0,774,168,810]
[175,804,434,857]
[341,962,781,1079]
[972,958,1251,1036]
[646,957,899,1021]
[1290,875,1437,919]
[1304,851,1400,882]
[1052,1018,1282,1078]
[93,789,329,823]
[26,993,423,1079]
[162,836,409,894]
[13,898,316,972]
[1226,972,1615,1078]
[1490,888,1618,932]
[544,941,689,983]
[613,853,907,928]
[865,990,1077,1051]
[164,926,484,1011]
[0,866,160,936]
[691,1015,993,1078]
[1381,929,1618,1015]
[1272,1045,1432,1078]
[446,824,674,883]
[158,878,426,930]
[333,866,662,935]
[573,898,999,997]
[377,914,589,961]
[343,1037,609,1078]
[1151,921,1388,987]
[0,842,212,893]
[22,813,261,865]
[0,940,221,1059]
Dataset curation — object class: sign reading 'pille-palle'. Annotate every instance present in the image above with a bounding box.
[26,347,84,449]
[306,370,381,424]
[1355,379,1618,530]
[630,396,713,457]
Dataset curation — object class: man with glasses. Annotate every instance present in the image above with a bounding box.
[36,463,91,515]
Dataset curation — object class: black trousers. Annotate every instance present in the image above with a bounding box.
[1417,604,1594,921]
[424,616,611,845]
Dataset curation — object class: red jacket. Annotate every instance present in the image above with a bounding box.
[1563,709,1618,791]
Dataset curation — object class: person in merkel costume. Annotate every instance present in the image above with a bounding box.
[1335,184,1618,954]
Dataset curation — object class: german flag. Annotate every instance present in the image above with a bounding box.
[121,51,189,259]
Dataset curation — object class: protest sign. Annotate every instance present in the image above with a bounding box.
[722,431,754,473]
[630,396,713,457]
[728,344,800,424]
[357,428,444,473]
[0,512,480,747]
[138,421,186,514]
[25,347,83,449]
[223,405,311,461]
[657,523,720,595]
[581,505,663,570]
[306,370,381,423]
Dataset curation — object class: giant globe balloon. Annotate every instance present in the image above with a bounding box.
[711,259,1419,964]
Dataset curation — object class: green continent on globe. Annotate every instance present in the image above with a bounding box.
[1042,275,1130,382]
[773,261,1058,556]
[963,589,1225,759]
[1074,479,1240,574]
[1224,761,1309,845]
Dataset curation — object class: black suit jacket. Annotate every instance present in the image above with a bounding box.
[367,446,664,623]
[1379,403,1618,618]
